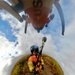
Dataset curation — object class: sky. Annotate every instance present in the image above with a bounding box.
[0,0,75,75]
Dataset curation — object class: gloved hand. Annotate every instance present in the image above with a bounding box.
[42,65,44,70]
[32,69,39,75]
[32,70,36,75]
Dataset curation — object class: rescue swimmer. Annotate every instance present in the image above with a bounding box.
[28,37,47,75]
[28,45,44,75]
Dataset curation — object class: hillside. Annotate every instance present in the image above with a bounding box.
[11,54,64,75]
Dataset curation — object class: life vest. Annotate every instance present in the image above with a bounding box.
[28,55,44,72]
[29,55,38,66]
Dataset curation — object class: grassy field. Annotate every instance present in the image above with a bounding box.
[11,54,64,75]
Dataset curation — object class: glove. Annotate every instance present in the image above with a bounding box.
[32,70,36,75]
[42,65,44,70]
[32,69,39,75]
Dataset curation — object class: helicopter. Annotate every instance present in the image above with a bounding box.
[0,0,65,35]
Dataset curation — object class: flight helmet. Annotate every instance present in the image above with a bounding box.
[30,45,39,53]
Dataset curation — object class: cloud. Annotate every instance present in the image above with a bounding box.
[0,31,26,75]
[56,17,75,75]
